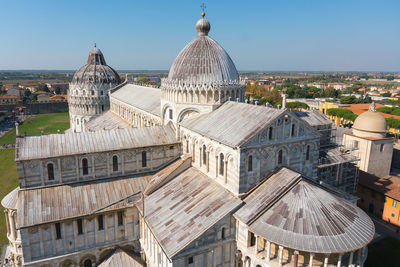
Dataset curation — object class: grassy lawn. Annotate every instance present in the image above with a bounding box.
[0,113,70,246]
[0,149,19,246]
[365,237,400,267]
[0,112,70,145]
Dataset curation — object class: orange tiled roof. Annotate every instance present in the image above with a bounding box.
[343,104,400,120]
[34,91,48,95]
[0,95,19,99]
[358,171,400,201]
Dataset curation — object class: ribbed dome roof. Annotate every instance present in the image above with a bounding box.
[353,102,387,137]
[71,46,121,86]
[167,15,239,84]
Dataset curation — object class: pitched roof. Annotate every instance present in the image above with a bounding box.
[111,84,161,117]
[98,249,145,267]
[234,168,374,254]
[16,124,178,161]
[358,170,400,201]
[85,111,130,131]
[180,101,285,147]
[139,167,242,258]
[18,175,150,228]
[294,110,332,127]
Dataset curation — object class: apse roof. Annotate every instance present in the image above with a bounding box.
[234,168,375,254]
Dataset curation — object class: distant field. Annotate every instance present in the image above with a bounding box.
[0,112,70,145]
[0,113,70,246]
[365,237,400,267]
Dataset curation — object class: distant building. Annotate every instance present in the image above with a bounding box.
[328,83,348,90]
[46,83,69,92]
[0,95,19,104]
[50,94,68,102]
[307,82,325,89]
[7,87,23,97]
[37,93,50,102]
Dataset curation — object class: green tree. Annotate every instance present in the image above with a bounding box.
[36,84,49,92]
[137,77,150,84]
[54,87,61,95]
[340,95,358,104]
[323,87,339,98]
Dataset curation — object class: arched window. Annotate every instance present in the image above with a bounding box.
[221,227,226,240]
[112,155,118,171]
[219,153,224,175]
[82,158,89,175]
[91,90,94,96]
[269,127,273,140]
[100,91,104,95]
[248,155,253,172]
[101,105,104,112]
[291,124,295,137]
[186,140,189,153]
[47,163,54,180]
[86,106,89,112]
[278,150,283,164]
[306,145,310,161]
[84,259,92,267]
[202,145,207,165]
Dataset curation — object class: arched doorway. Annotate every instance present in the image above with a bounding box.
[83,259,92,267]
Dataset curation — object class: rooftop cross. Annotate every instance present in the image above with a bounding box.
[200,3,206,17]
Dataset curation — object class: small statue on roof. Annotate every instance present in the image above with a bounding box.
[369,102,376,112]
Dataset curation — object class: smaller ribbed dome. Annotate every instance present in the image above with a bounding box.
[353,102,387,138]
[71,45,121,86]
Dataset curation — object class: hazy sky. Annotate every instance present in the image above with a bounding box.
[0,0,399,71]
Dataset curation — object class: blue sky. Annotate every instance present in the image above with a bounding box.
[0,0,399,71]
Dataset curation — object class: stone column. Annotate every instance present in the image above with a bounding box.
[324,255,329,267]
[348,251,354,267]
[10,211,16,240]
[215,156,218,177]
[192,144,195,163]
[199,147,202,167]
[309,253,314,267]
[293,251,299,267]
[266,241,271,262]
[206,151,210,172]
[337,254,343,267]
[224,160,228,184]
[4,211,10,236]
[278,246,283,266]
[356,249,362,267]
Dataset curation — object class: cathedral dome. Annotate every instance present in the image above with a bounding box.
[167,14,239,84]
[71,46,121,87]
[353,102,387,138]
